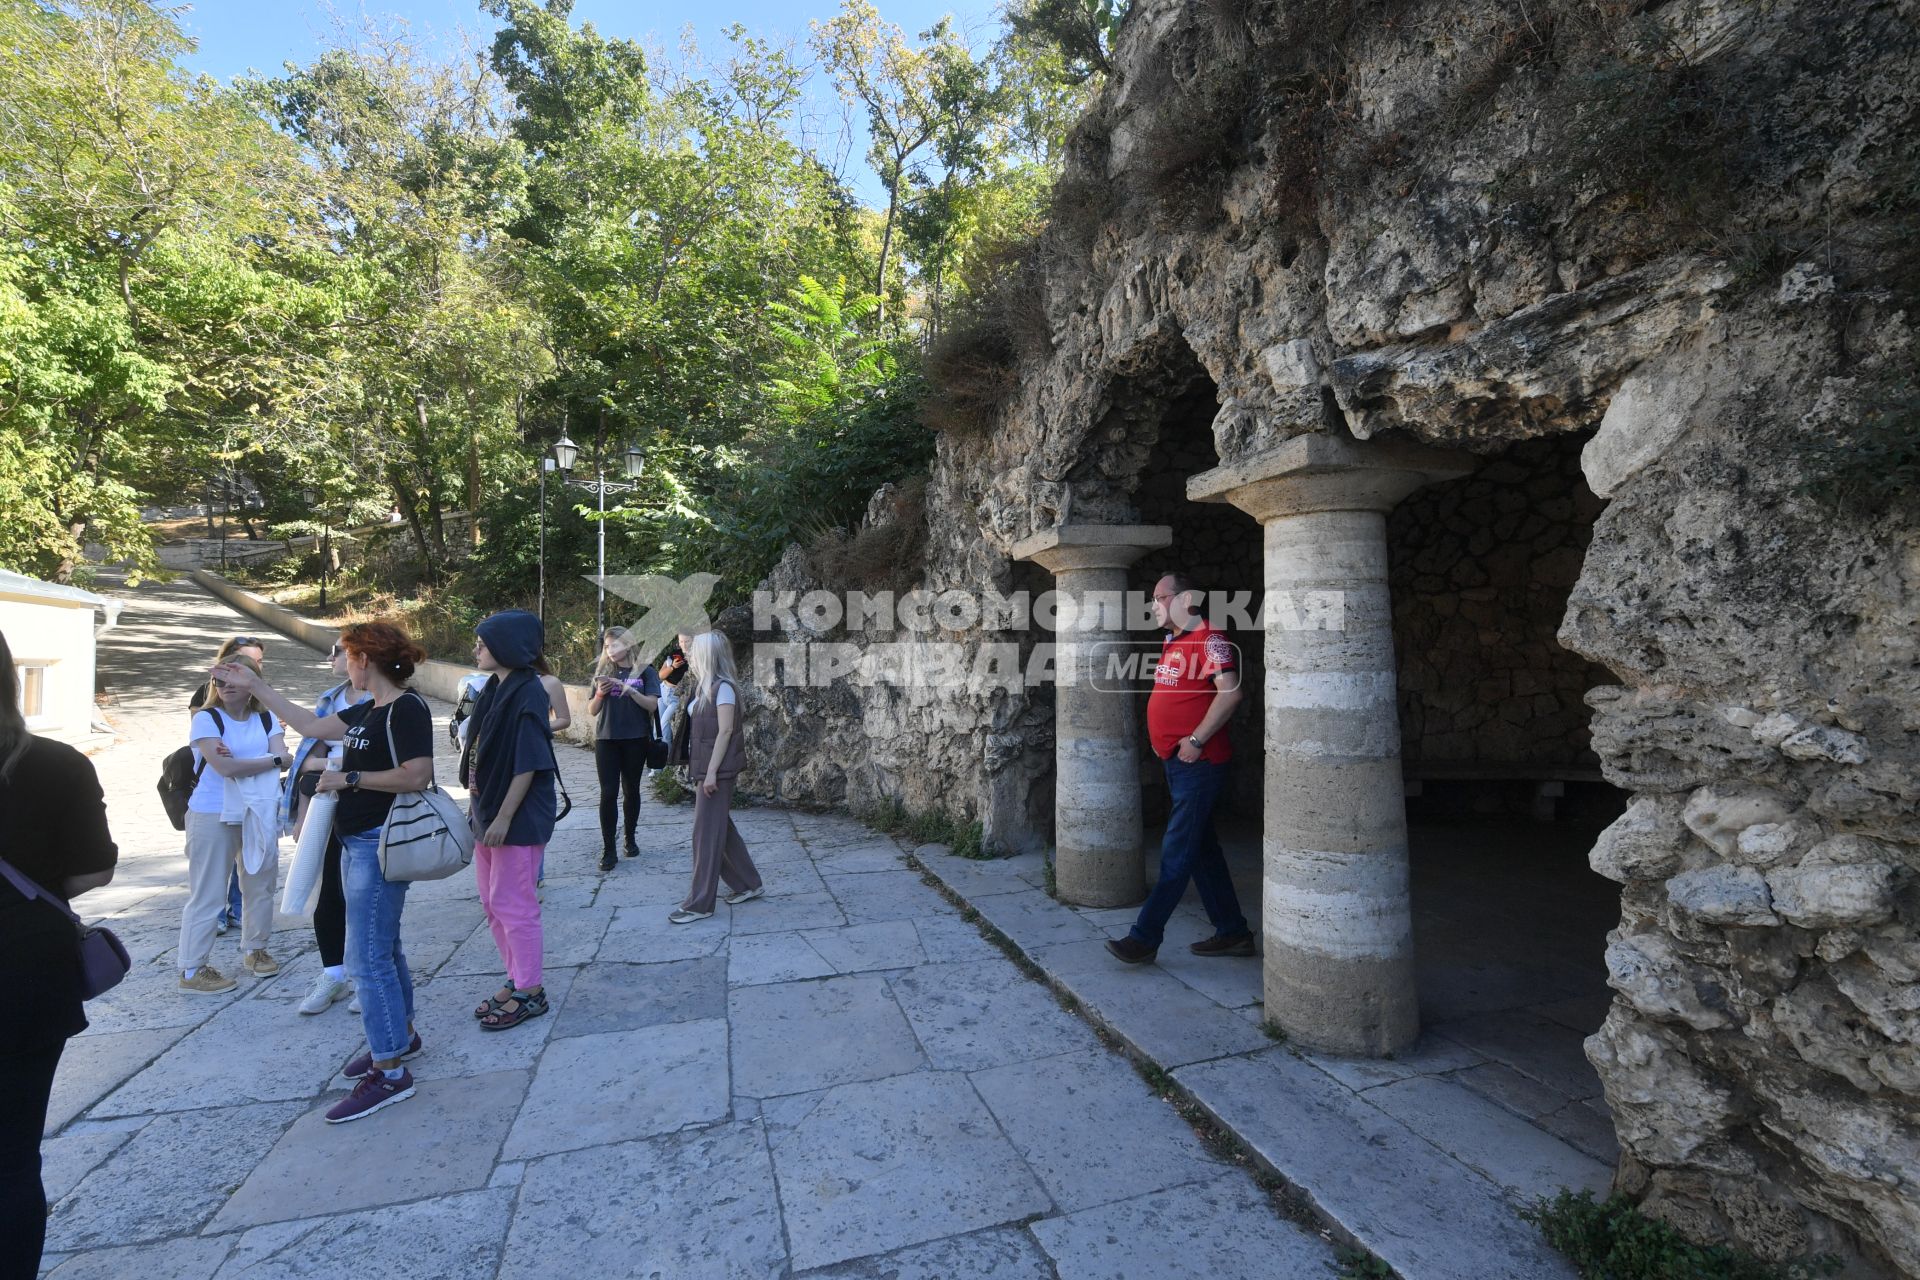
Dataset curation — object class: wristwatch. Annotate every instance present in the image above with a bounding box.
[1187,735,1205,750]
[271,753,286,768]
[345,771,362,791]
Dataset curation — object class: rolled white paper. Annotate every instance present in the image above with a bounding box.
[280,790,335,916]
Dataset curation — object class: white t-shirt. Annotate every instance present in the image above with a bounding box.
[715,683,736,707]
[188,707,283,814]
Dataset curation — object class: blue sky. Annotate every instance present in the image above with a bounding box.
[173,0,1007,205]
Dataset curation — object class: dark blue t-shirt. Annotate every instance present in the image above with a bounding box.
[596,665,660,740]
[470,672,558,846]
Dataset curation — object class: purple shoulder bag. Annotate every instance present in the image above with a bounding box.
[0,856,131,999]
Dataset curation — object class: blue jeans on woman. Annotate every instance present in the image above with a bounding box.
[1128,756,1248,948]
[339,829,413,1060]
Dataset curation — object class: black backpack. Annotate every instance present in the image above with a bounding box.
[157,707,269,831]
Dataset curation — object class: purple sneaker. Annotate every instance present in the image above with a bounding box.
[325,1068,415,1123]
[341,1031,423,1080]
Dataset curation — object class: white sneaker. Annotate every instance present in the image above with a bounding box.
[668,908,713,925]
[348,992,362,1013]
[298,974,353,1015]
[724,886,764,906]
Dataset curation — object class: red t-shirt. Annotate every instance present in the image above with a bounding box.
[1146,623,1237,762]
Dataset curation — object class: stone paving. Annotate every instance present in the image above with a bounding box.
[37,577,1333,1280]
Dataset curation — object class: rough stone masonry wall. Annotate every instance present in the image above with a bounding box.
[1390,432,1613,770]
[739,2,1920,1269]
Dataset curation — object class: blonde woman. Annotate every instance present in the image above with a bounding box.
[180,655,288,992]
[671,630,762,923]
[587,627,661,871]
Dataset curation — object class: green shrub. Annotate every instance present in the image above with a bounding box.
[1523,1192,1840,1280]
[651,769,690,805]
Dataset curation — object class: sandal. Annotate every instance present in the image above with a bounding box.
[474,982,513,1019]
[480,988,549,1031]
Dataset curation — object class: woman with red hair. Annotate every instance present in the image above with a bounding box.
[217,621,436,1123]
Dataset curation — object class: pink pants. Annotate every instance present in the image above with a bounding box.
[474,843,544,989]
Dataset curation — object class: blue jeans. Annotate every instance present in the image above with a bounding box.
[339,829,414,1060]
[218,867,242,927]
[1129,757,1248,948]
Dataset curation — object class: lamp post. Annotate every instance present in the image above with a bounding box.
[543,430,645,637]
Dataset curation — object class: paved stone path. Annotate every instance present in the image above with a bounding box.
[37,577,1334,1280]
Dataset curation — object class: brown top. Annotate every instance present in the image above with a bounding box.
[687,679,746,781]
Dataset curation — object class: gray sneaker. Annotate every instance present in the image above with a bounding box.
[298,974,353,1015]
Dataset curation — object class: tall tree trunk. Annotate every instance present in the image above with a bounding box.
[875,175,899,327]
[416,392,448,562]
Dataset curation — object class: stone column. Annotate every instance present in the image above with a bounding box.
[1190,435,1473,1055]
[1011,523,1173,907]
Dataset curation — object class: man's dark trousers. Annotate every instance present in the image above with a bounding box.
[1128,756,1248,948]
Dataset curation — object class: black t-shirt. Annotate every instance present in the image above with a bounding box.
[1,736,119,1049]
[596,665,660,740]
[332,693,436,837]
[0,736,118,896]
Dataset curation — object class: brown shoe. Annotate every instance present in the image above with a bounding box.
[242,949,280,976]
[180,966,238,995]
[1105,936,1158,965]
[1189,932,1256,958]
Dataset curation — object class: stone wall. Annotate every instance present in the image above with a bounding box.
[1390,432,1613,770]
[741,2,1920,1269]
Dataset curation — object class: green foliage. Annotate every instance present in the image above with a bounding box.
[854,794,987,857]
[652,768,691,805]
[1801,370,1920,516]
[1523,1192,1840,1280]
[1005,0,1128,84]
[1334,1246,1395,1280]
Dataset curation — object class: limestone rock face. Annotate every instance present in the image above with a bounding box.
[739,0,1920,1270]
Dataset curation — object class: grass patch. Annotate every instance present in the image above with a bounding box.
[651,769,691,806]
[1335,1245,1396,1280]
[1523,1192,1840,1280]
[1259,1018,1288,1043]
[854,795,989,859]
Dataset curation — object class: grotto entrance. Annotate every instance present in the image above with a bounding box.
[1383,431,1627,1168]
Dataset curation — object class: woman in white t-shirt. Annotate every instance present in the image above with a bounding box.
[178,655,289,994]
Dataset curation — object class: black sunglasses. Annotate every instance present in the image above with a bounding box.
[230,636,264,649]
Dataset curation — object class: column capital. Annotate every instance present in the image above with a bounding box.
[1010,523,1173,574]
[1187,433,1475,521]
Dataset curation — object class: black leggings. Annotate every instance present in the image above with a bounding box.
[0,1042,63,1280]
[314,834,346,969]
[596,737,648,851]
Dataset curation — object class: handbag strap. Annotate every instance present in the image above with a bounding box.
[380,690,435,795]
[0,854,82,925]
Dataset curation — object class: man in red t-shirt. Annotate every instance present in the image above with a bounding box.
[1107,572,1255,964]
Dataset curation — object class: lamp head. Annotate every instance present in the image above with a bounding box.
[550,432,579,473]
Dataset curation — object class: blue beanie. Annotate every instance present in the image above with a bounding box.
[476,609,544,669]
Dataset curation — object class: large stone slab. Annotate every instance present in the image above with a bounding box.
[794,1226,1056,1279]
[821,870,950,924]
[44,1100,306,1250]
[730,975,925,1097]
[1365,1076,1612,1201]
[551,956,726,1037]
[1156,940,1264,1009]
[215,1187,516,1278]
[598,903,730,963]
[209,1069,529,1231]
[809,843,908,875]
[575,867,687,908]
[399,967,578,1083]
[45,1025,191,1134]
[911,916,1003,965]
[889,960,1098,1071]
[436,903,612,976]
[971,889,1103,951]
[500,1121,785,1280]
[729,931,838,986]
[1296,1032,1486,1093]
[730,891,847,935]
[908,846,1039,901]
[765,1071,1052,1270]
[803,920,928,974]
[43,1236,231,1280]
[91,995,365,1117]
[1026,946,1271,1068]
[1176,1048,1578,1280]
[971,1049,1226,1212]
[502,1020,729,1159]
[38,1120,144,1203]
[1431,1009,1607,1102]
[1030,1175,1332,1280]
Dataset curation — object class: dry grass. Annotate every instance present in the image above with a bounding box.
[805,476,930,591]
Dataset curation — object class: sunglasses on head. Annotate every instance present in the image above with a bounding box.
[229,636,263,649]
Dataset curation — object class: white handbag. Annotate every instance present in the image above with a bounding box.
[375,691,474,882]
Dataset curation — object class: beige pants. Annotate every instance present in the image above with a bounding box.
[180,810,277,969]
[684,778,762,914]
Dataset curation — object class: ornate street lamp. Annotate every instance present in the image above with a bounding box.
[543,424,646,637]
